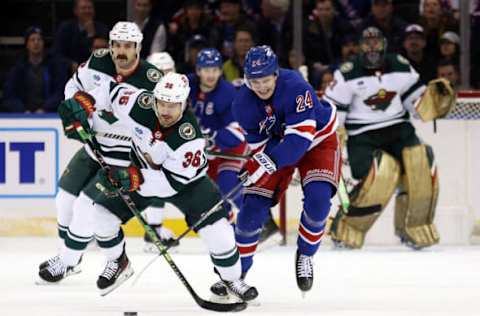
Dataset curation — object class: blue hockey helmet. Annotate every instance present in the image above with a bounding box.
[244,45,279,80]
[196,48,223,68]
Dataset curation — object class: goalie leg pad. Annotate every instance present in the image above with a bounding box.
[395,144,440,248]
[329,151,400,248]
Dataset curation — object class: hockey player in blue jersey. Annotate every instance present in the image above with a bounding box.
[187,48,248,211]
[211,45,341,297]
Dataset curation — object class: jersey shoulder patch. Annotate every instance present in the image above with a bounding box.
[179,122,196,140]
[340,62,353,73]
[146,68,162,83]
[93,48,109,58]
[385,53,411,73]
[137,91,155,110]
[126,61,163,90]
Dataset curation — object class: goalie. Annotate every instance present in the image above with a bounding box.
[323,27,455,250]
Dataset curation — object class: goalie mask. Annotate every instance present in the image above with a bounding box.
[359,27,387,69]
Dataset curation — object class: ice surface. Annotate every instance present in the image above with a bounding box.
[1,237,479,316]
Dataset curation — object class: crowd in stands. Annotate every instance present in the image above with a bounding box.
[1,0,478,113]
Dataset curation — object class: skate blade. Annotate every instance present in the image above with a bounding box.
[35,267,82,285]
[210,293,261,307]
[99,264,134,297]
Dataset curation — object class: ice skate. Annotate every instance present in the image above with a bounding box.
[97,249,134,296]
[295,250,313,295]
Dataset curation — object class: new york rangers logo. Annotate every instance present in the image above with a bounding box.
[259,104,276,135]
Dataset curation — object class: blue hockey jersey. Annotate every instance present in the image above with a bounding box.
[187,74,245,151]
[233,69,337,169]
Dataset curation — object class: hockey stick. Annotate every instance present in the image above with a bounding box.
[132,178,246,286]
[75,124,247,312]
[206,150,351,210]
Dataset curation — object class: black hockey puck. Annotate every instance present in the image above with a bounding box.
[124,312,137,316]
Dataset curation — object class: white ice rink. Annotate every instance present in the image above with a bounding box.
[1,237,479,316]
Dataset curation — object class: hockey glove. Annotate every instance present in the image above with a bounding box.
[243,152,277,186]
[98,166,144,192]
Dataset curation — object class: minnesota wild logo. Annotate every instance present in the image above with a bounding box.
[364,89,397,111]
[98,110,119,124]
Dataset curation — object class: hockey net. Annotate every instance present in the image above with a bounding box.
[445,90,480,120]
[277,89,480,245]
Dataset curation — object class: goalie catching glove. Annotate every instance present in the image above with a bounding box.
[242,152,277,186]
[416,77,456,121]
[98,166,144,192]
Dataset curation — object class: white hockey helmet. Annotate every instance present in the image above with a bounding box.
[147,52,176,73]
[109,21,143,54]
[153,72,191,112]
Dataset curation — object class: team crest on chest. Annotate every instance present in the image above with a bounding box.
[259,104,276,135]
[147,68,161,82]
[138,92,155,109]
[205,102,214,115]
[364,88,397,111]
[179,123,196,140]
[93,48,109,58]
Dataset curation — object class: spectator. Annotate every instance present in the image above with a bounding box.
[256,0,292,66]
[362,0,407,53]
[223,24,256,87]
[438,31,459,64]
[401,24,437,83]
[132,0,167,59]
[318,68,334,93]
[90,36,108,52]
[3,27,70,113]
[53,0,109,66]
[210,0,256,59]
[436,58,460,88]
[333,0,371,28]
[167,0,214,65]
[177,34,208,74]
[304,0,354,73]
[418,0,458,57]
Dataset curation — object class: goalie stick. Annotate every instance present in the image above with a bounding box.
[74,124,247,312]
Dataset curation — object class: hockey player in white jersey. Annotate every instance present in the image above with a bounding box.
[46,72,259,299]
[38,22,175,279]
[324,27,455,250]
[147,51,176,74]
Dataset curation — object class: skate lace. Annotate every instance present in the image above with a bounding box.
[297,254,313,278]
[100,260,119,280]
[46,255,60,267]
[47,258,67,277]
[227,279,250,295]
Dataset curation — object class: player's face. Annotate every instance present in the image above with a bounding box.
[111,40,139,70]
[197,67,222,90]
[249,75,277,100]
[155,99,183,127]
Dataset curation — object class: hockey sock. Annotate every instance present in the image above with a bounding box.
[297,182,332,256]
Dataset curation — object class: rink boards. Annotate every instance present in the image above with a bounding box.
[0,114,479,245]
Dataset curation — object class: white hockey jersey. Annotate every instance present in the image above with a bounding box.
[90,82,208,198]
[64,48,163,166]
[323,54,425,136]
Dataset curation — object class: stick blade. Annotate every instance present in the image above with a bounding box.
[196,297,247,312]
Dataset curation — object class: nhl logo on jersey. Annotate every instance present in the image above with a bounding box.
[147,69,162,82]
[138,92,155,109]
[179,123,196,140]
[93,48,109,58]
